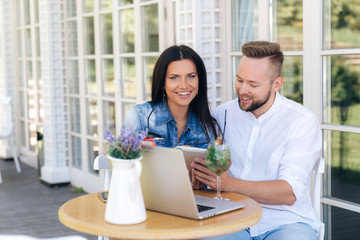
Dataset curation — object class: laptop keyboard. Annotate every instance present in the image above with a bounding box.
[197,204,215,213]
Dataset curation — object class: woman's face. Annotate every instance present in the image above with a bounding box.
[164,59,199,110]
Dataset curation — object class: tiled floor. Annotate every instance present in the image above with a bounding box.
[0,159,96,240]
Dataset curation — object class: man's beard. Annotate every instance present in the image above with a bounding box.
[237,90,271,113]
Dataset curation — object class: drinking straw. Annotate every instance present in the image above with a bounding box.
[223,109,227,141]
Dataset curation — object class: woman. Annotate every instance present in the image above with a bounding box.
[125,45,219,148]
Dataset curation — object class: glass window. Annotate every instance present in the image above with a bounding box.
[83,0,94,13]
[323,205,360,239]
[102,59,114,97]
[66,20,78,56]
[34,0,39,23]
[119,0,133,6]
[26,61,33,89]
[86,98,98,137]
[88,140,99,174]
[35,27,40,57]
[85,59,96,95]
[101,14,113,54]
[21,120,26,146]
[38,93,44,122]
[67,60,79,94]
[280,56,303,104]
[28,123,37,151]
[25,29,32,57]
[100,0,112,9]
[66,0,77,18]
[84,17,95,55]
[71,135,82,169]
[18,61,24,88]
[120,8,135,53]
[273,0,303,50]
[17,0,22,26]
[103,100,116,131]
[325,130,360,205]
[122,102,135,123]
[27,89,36,120]
[143,56,157,100]
[120,57,136,98]
[231,56,242,99]
[24,0,30,25]
[142,4,159,52]
[20,90,25,118]
[231,0,258,51]
[37,60,42,91]
[323,0,360,49]
[17,30,23,57]
[69,97,81,133]
[323,55,360,126]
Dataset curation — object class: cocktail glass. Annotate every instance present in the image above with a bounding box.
[205,143,231,200]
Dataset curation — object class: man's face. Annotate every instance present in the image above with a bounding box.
[235,56,282,118]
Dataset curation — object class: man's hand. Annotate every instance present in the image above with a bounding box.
[191,157,296,206]
[190,157,232,191]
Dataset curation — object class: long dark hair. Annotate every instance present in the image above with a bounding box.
[151,45,219,141]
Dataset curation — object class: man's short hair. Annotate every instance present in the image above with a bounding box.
[241,41,284,79]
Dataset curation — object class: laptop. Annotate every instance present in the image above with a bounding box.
[140,146,245,220]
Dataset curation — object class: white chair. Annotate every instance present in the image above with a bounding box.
[93,155,110,240]
[0,97,21,184]
[311,157,325,240]
[93,155,111,191]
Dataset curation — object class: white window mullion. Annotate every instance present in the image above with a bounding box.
[76,0,87,174]
[259,0,270,40]
[93,3,103,140]
[303,0,322,120]
[158,0,165,50]
[112,0,121,134]
[134,0,144,103]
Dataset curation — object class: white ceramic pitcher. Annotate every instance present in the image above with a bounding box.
[104,155,147,225]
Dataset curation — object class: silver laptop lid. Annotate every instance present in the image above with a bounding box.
[140,146,200,219]
[140,146,245,220]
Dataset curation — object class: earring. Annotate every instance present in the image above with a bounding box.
[162,89,166,102]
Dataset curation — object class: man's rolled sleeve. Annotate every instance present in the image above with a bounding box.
[278,115,322,200]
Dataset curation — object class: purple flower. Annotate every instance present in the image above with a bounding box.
[103,127,146,159]
[104,130,116,142]
[119,127,133,144]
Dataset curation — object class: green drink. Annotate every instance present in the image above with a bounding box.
[205,143,231,199]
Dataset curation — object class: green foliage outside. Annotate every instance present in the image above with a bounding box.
[277,0,360,48]
[330,0,360,48]
[281,56,303,103]
[330,57,360,186]
[276,0,360,187]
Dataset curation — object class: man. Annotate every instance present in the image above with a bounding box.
[192,41,321,240]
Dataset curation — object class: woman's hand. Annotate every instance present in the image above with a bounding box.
[190,168,205,189]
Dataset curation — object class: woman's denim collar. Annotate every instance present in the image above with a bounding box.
[153,101,201,134]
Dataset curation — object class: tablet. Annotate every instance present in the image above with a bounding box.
[175,146,207,170]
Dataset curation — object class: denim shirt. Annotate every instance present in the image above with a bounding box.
[125,101,212,148]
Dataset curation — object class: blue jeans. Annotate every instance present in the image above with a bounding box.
[201,222,318,240]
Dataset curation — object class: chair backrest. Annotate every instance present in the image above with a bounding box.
[311,157,325,240]
[0,97,13,137]
[311,157,325,215]
[93,155,111,191]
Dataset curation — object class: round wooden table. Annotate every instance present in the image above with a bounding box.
[58,190,262,240]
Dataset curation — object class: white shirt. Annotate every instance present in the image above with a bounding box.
[213,92,322,236]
